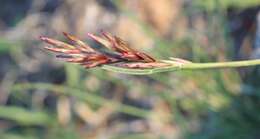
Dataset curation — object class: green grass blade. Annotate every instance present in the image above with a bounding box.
[0,106,51,126]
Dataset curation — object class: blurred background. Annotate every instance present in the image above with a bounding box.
[0,0,260,139]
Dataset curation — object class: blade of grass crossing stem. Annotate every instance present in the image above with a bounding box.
[0,106,51,126]
[11,83,150,118]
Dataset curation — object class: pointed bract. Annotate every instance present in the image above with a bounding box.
[63,32,96,52]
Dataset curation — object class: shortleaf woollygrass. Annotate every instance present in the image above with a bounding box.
[40,31,260,75]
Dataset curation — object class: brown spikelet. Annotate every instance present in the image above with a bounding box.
[40,31,162,69]
[88,32,156,62]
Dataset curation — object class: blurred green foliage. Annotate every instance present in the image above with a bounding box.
[195,0,260,10]
[0,39,12,54]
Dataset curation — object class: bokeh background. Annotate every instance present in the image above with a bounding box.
[0,0,260,139]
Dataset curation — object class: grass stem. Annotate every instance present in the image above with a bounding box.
[102,59,260,75]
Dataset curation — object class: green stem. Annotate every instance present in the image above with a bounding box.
[102,59,260,75]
